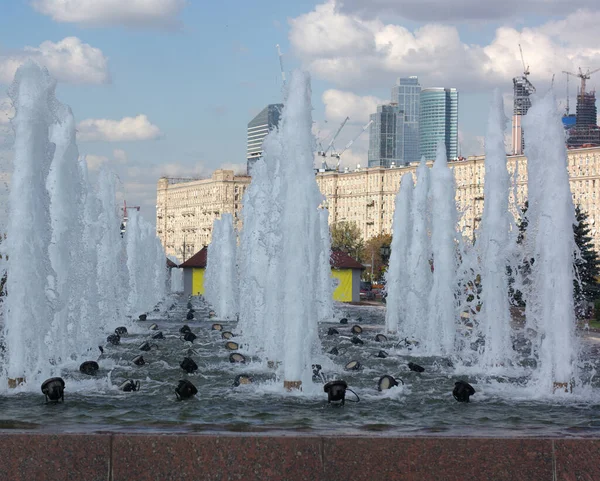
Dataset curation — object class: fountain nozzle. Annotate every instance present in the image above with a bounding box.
[41,377,65,403]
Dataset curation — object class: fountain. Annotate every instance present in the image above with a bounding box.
[403,157,432,341]
[523,90,579,392]
[97,168,127,324]
[385,173,413,334]
[0,61,596,456]
[237,158,269,350]
[426,142,459,355]
[0,62,169,388]
[381,88,582,392]
[2,62,56,385]
[234,70,333,390]
[477,90,514,369]
[204,213,238,319]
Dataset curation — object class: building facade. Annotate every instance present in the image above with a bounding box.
[156,170,251,260]
[157,147,600,254]
[368,104,404,168]
[391,76,421,164]
[419,87,458,162]
[316,146,600,252]
[246,104,283,174]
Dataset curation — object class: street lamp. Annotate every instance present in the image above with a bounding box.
[380,245,391,258]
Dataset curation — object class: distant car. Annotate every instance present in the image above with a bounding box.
[360,281,375,300]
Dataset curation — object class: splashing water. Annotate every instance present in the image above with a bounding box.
[3,62,56,382]
[237,71,332,387]
[477,90,514,369]
[204,213,239,319]
[0,62,168,388]
[426,143,459,355]
[404,158,432,341]
[385,173,413,334]
[523,90,579,391]
[382,90,582,393]
[96,169,126,324]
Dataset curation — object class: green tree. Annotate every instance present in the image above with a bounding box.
[330,221,364,262]
[508,201,530,307]
[363,233,392,282]
[573,205,600,303]
[511,202,600,311]
[0,233,5,298]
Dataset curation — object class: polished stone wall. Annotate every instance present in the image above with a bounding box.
[0,434,597,480]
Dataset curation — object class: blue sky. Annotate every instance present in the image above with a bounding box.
[1,0,599,223]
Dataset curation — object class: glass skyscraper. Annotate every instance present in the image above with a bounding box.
[368,104,404,168]
[419,88,458,162]
[391,76,421,164]
[246,104,283,174]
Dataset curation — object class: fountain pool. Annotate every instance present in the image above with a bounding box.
[1,297,599,437]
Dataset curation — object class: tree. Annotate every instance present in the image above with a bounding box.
[511,202,600,311]
[0,233,6,298]
[363,233,392,282]
[573,205,600,303]
[507,201,530,307]
[330,221,364,262]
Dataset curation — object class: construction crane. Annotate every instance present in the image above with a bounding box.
[519,44,530,79]
[332,119,373,170]
[318,116,349,157]
[276,44,286,88]
[565,72,570,115]
[562,67,600,103]
[120,200,140,237]
[122,200,140,218]
[316,130,328,156]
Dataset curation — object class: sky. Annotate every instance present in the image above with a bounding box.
[1,0,600,226]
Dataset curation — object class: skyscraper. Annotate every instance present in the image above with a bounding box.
[567,90,600,148]
[419,88,458,162]
[511,77,535,155]
[246,104,283,174]
[391,76,421,164]
[368,104,404,168]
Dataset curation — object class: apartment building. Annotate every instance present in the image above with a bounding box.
[156,169,251,260]
[156,146,600,256]
[317,146,600,250]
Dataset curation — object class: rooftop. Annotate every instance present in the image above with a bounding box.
[330,250,364,270]
[179,247,208,268]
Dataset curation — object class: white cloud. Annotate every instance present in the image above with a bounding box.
[322,89,383,124]
[77,115,162,142]
[112,148,128,163]
[338,0,600,22]
[85,154,210,225]
[85,154,109,171]
[32,0,186,29]
[220,162,248,175]
[459,130,485,158]
[289,2,600,92]
[336,148,367,170]
[0,37,109,85]
[84,148,129,171]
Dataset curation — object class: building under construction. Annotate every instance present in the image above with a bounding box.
[567,90,600,147]
[512,46,535,155]
[565,68,600,148]
[512,76,535,155]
